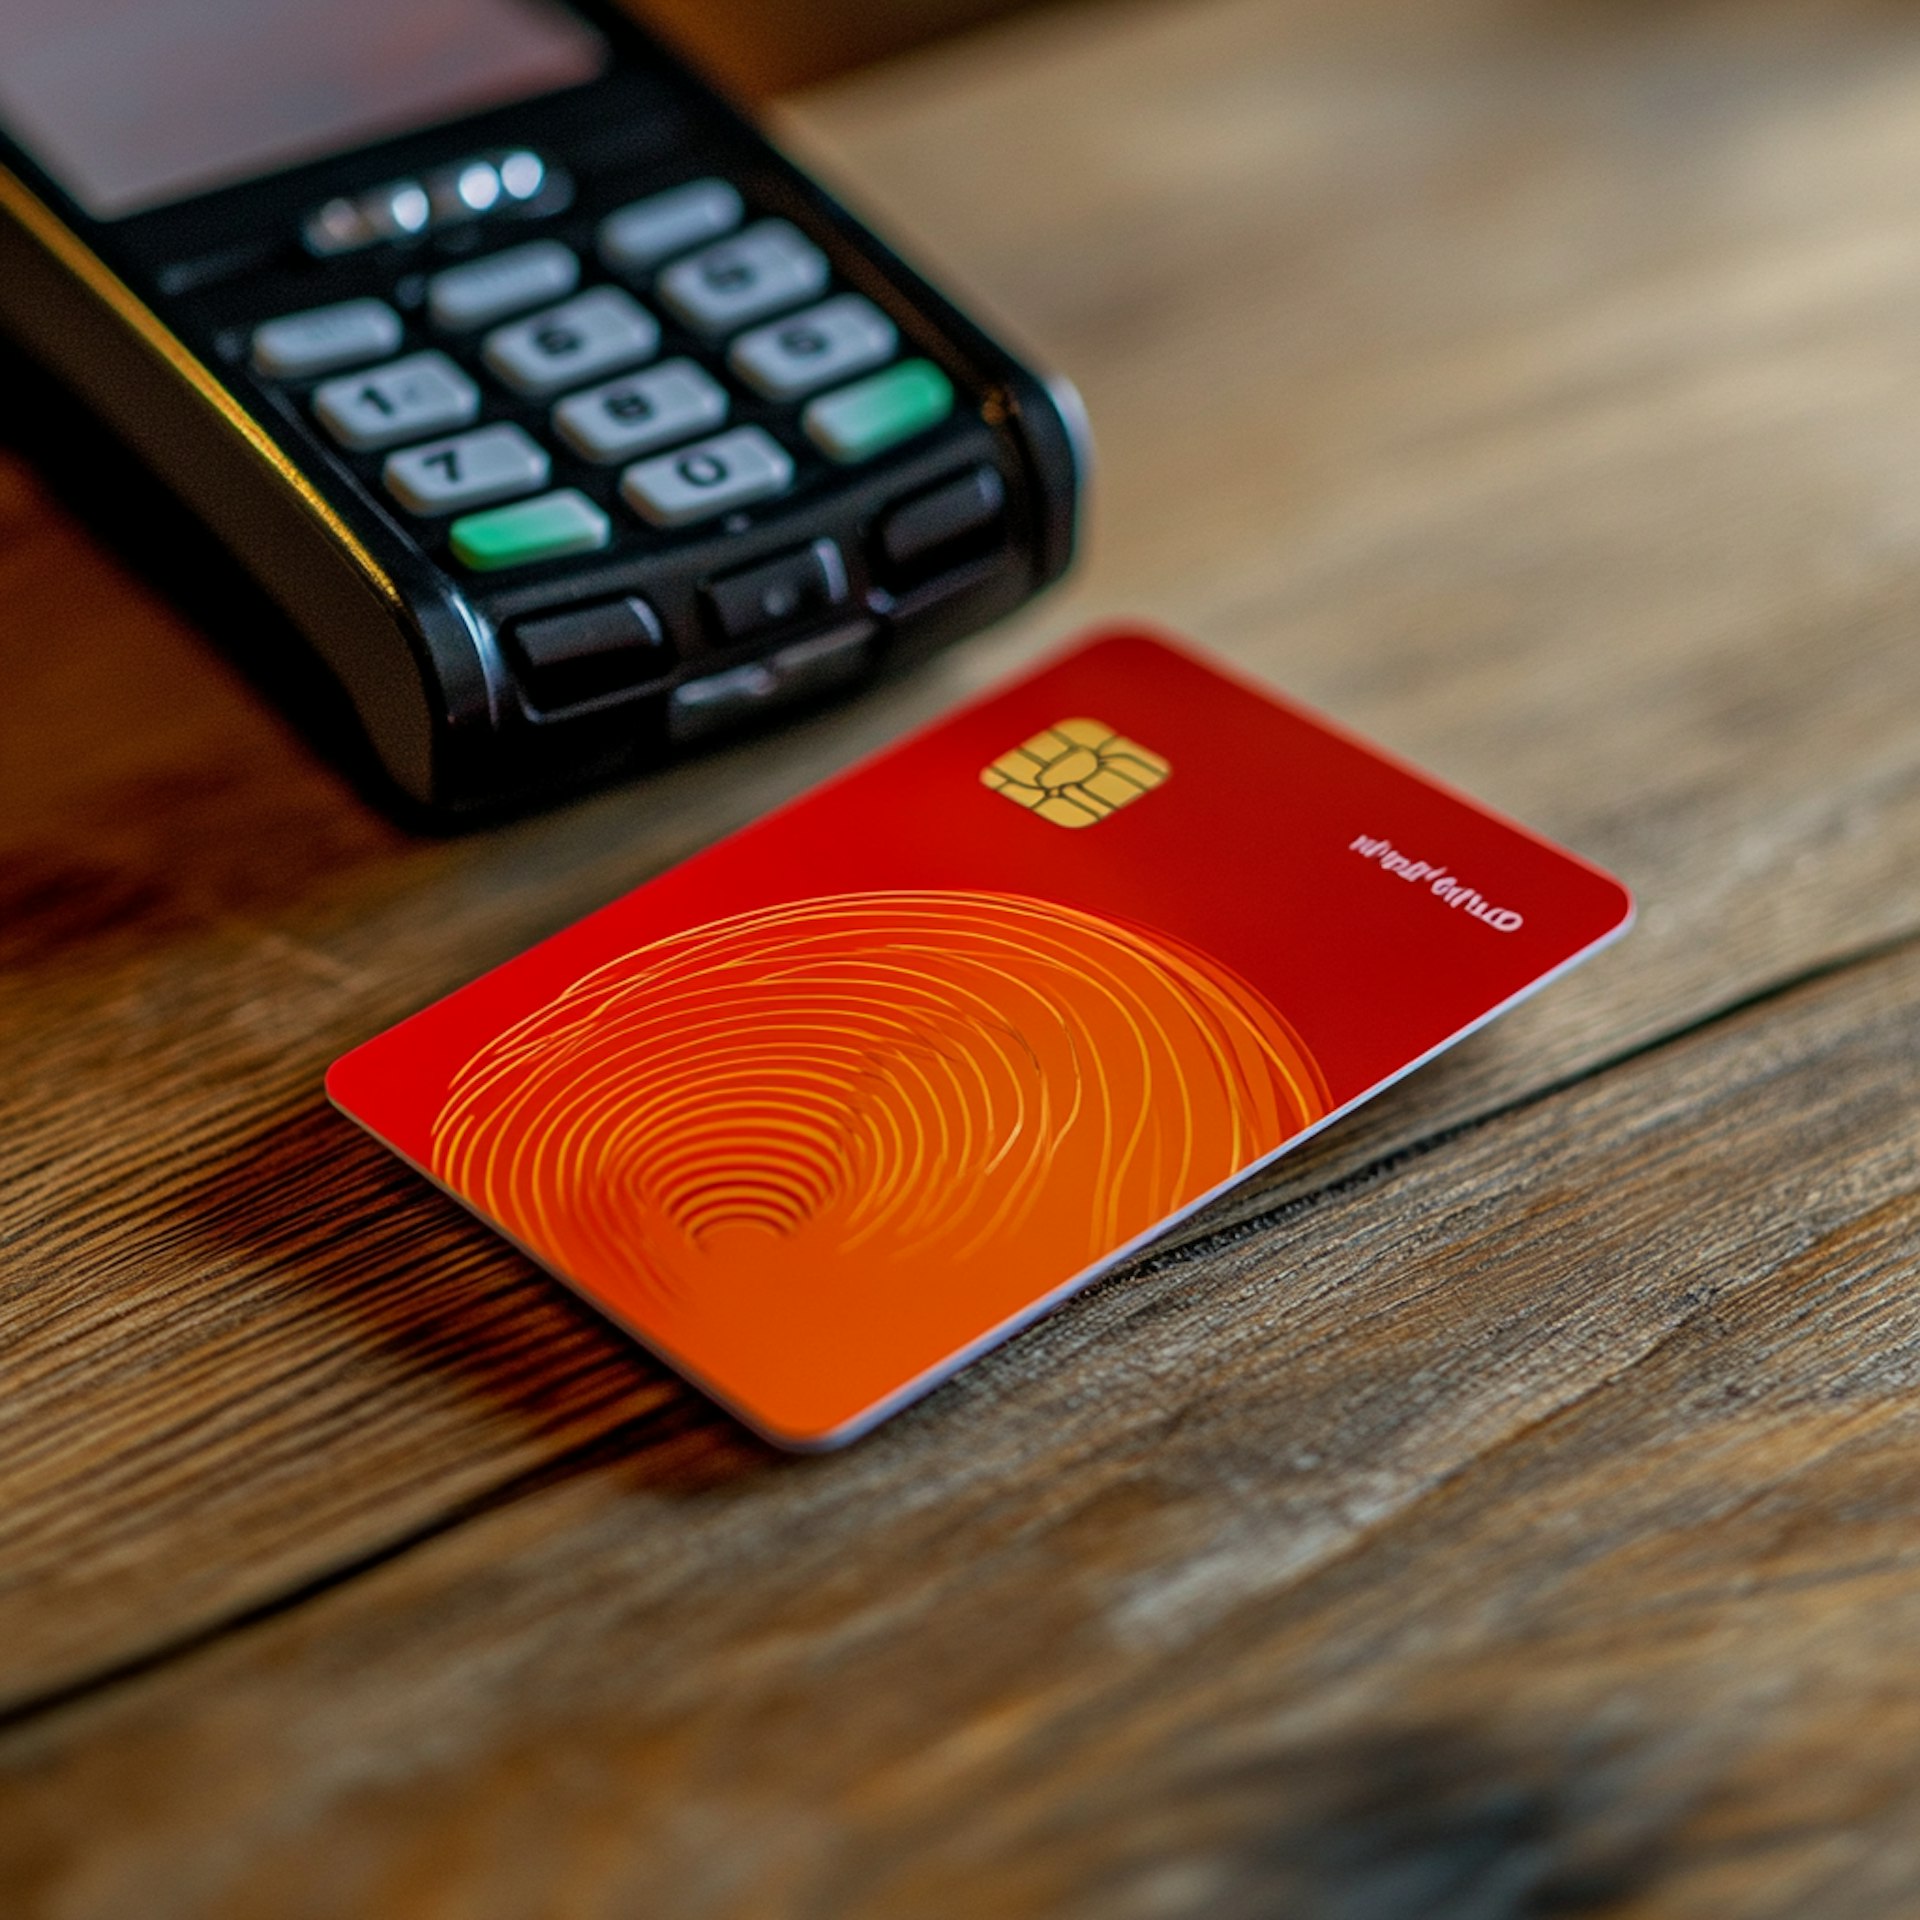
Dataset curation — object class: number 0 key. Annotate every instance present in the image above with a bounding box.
[619,426,793,527]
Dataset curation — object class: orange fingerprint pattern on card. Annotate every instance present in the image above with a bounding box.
[428,890,1327,1434]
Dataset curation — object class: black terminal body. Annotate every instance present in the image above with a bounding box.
[0,3,1084,817]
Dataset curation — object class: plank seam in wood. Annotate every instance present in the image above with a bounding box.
[2,924,1911,1736]
[0,1396,731,1737]
[1141,923,1920,1278]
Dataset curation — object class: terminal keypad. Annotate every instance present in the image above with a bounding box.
[250,177,958,575]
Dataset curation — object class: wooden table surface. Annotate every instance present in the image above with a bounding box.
[8,0,1920,1911]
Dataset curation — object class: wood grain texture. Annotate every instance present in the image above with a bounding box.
[4,923,1918,1917]
[6,0,1920,1897]
[629,0,1060,98]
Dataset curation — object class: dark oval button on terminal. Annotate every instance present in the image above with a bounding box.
[703,537,850,647]
[877,465,1006,581]
[510,595,672,709]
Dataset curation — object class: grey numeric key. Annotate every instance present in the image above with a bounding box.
[427,241,579,330]
[620,426,794,527]
[598,179,742,274]
[481,286,660,397]
[655,221,829,336]
[251,298,402,378]
[729,294,897,400]
[552,359,729,463]
[383,424,550,514]
[313,352,479,451]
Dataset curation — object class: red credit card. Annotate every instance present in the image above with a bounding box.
[329,629,1632,1446]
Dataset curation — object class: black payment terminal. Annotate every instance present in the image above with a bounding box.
[0,0,1085,816]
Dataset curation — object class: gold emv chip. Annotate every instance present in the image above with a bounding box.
[980,717,1171,829]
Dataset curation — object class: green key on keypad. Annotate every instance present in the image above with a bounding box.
[449,489,611,570]
[802,360,954,463]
